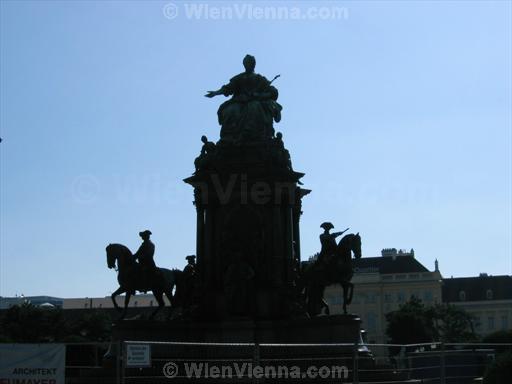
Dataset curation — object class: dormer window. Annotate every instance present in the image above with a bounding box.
[486,289,493,300]
[459,291,466,301]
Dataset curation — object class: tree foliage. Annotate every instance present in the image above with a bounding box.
[386,297,476,346]
[0,303,111,343]
[386,296,436,344]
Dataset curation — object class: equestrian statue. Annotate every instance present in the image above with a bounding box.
[301,222,362,317]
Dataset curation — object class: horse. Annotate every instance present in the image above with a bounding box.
[302,233,362,316]
[106,243,182,320]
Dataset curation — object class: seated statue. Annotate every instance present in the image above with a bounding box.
[194,135,217,171]
[273,132,293,171]
[205,55,282,144]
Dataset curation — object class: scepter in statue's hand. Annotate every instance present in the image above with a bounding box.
[205,90,222,98]
[269,74,281,84]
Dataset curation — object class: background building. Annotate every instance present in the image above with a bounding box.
[0,295,63,309]
[442,274,512,338]
[324,248,443,343]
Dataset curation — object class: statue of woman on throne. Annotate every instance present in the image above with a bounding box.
[205,55,282,143]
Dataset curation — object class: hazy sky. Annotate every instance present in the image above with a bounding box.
[1,0,510,298]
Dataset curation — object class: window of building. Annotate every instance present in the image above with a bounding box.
[486,290,493,300]
[488,317,495,331]
[84,302,88,308]
[367,313,377,331]
[423,291,433,302]
[366,292,377,304]
[134,301,138,307]
[384,293,392,303]
[459,291,466,301]
[501,315,508,330]
[474,316,481,331]
[150,300,154,307]
[397,292,405,303]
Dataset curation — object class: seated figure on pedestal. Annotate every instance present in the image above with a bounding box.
[205,55,282,143]
[194,135,217,171]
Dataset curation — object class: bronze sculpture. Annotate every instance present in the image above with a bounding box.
[106,243,181,320]
[194,136,217,171]
[205,54,282,143]
[133,230,157,290]
[301,225,362,316]
[106,57,364,324]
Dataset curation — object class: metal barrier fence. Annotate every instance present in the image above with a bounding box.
[63,341,512,383]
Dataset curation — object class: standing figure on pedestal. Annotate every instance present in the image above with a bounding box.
[134,230,156,291]
[183,255,197,309]
[205,55,282,143]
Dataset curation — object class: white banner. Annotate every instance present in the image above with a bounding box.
[0,344,65,384]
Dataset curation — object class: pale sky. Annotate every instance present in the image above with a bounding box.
[0,0,511,298]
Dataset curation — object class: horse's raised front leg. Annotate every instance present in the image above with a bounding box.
[342,284,348,314]
[111,287,125,312]
[347,282,354,304]
[120,291,131,320]
[149,290,165,320]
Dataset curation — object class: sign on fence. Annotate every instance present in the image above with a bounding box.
[126,343,151,368]
[0,344,65,384]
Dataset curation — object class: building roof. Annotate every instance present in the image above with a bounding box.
[353,256,429,274]
[442,275,512,302]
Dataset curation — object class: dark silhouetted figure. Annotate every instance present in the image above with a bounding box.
[318,222,348,264]
[301,224,362,316]
[274,131,293,171]
[134,230,156,290]
[183,255,197,308]
[194,135,217,170]
[205,55,282,143]
[106,243,179,320]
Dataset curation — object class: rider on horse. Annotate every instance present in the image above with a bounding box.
[134,230,156,290]
[318,222,348,265]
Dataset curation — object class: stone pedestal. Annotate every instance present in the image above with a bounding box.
[184,141,310,320]
[112,314,361,344]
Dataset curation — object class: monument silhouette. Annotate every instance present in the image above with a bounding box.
[110,56,363,344]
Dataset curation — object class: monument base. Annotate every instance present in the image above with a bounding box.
[112,314,361,344]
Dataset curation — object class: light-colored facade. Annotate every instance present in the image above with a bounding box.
[324,249,443,343]
[442,275,512,338]
[62,294,168,309]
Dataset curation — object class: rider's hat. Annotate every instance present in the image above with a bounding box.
[139,230,152,237]
[320,222,334,230]
[186,255,196,261]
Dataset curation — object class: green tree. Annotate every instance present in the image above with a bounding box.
[431,303,477,342]
[0,302,69,342]
[0,304,112,343]
[386,296,436,345]
[386,297,476,347]
[67,311,112,342]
